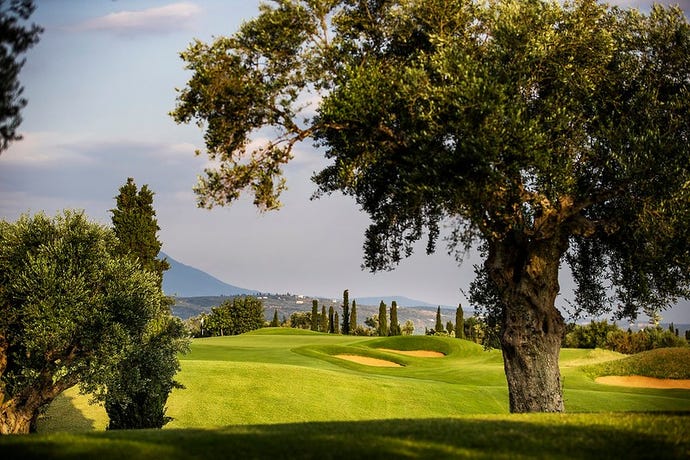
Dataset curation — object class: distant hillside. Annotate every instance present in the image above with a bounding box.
[354,296,444,308]
[171,293,461,335]
[160,252,259,297]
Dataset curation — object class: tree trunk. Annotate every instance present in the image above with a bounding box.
[0,404,33,434]
[487,232,567,413]
[0,374,77,434]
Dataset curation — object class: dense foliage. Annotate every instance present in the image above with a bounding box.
[0,211,163,434]
[0,0,42,154]
[204,297,265,336]
[564,320,688,354]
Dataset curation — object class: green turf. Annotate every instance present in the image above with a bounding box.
[4,414,689,459]
[10,329,690,458]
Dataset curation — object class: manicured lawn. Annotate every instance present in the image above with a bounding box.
[3,329,687,458]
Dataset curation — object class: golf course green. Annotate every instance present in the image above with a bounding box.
[2,329,689,459]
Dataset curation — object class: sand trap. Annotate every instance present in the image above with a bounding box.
[596,375,690,389]
[335,354,402,367]
[378,348,445,358]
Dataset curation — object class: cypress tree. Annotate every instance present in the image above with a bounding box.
[110,178,169,282]
[107,178,188,429]
[455,304,465,339]
[342,289,350,335]
[389,301,400,336]
[435,306,444,333]
[350,300,357,332]
[271,309,280,327]
[320,305,328,332]
[328,306,335,333]
[334,311,340,334]
[311,299,319,331]
[378,301,388,337]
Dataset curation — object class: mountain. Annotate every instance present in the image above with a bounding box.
[353,296,443,308]
[160,252,259,297]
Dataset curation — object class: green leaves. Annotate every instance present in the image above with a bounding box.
[172,0,690,320]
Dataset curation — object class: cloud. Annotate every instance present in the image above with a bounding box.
[73,3,202,36]
[0,132,95,167]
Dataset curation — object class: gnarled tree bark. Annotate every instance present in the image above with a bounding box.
[488,232,567,413]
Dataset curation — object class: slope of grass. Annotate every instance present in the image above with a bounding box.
[583,347,690,380]
[6,413,690,459]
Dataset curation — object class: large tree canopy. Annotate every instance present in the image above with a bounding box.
[172,0,690,412]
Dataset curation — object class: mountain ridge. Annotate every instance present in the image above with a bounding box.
[161,252,259,297]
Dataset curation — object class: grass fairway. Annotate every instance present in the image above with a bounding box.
[3,329,689,459]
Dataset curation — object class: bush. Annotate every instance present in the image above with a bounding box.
[564,321,618,349]
[606,327,687,354]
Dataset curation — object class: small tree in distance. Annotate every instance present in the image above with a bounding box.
[350,300,357,331]
[389,301,400,336]
[311,299,318,331]
[378,301,388,337]
[435,307,444,334]
[320,305,328,332]
[342,290,350,335]
[402,320,415,336]
[456,305,465,339]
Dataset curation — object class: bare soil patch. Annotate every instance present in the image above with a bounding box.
[335,354,402,367]
[595,375,690,389]
[378,348,445,358]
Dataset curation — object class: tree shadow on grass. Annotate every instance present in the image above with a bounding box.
[35,391,97,433]
[4,414,689,459]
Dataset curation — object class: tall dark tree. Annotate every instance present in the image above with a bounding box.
[110,178,169,281]
[172,0,690,412]
[378,301,388,337]
[311,299,319,331]
[106,178,188,429]
[342,289,350,335]
[0,0,42,154]
[389,301,400,336]
[455,304,465,339]
[334,311,340,334]
[350,300,357,331]
[328,305,335,333]
[435,307,444,333]
[271,309,280,327]
[320,305,328,332]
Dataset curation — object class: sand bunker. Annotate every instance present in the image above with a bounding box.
[596,375,690,390]
[378,348,445,358]
[335,354,402,367]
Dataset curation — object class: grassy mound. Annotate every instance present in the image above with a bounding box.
[584,347,690,380]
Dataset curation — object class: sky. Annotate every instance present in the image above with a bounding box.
[1,0,689,323]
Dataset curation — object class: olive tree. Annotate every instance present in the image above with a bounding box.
[171,0,690,412]
[0,211,164,434]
